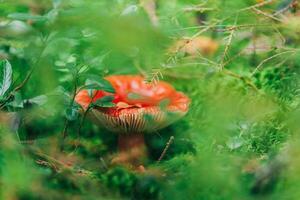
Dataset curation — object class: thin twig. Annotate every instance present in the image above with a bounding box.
[222,50,244,67]
[157,136,175,163]
[69,91,99,154]
[220,15,238,70]
[271,24,286,45]
[251,7,283,22]
[171,24,270,31]
[273,1,295,16]
[251,50,297,76]
[163,72,203,79]
[34,150,94,177]
[191,21,220,39]
[188,0,274,39]
[223,69,259,92]
[145,69,164,85]
[183,4,215,12]
[239,0,274,12]
[62,73,79,139]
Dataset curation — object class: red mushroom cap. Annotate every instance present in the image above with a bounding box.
[75,75,189,133]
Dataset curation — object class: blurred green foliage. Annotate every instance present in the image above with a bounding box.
[1,0,300,200]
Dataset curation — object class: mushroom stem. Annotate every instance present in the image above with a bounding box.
[118,134,145,151]
[112,134,147,167]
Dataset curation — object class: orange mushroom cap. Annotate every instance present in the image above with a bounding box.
[75,75,189,133]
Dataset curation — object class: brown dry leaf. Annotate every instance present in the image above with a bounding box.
[171,36,219,56]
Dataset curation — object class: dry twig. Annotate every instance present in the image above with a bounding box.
[157,136,175,163]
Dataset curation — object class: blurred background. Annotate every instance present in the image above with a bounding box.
[1,0,300,199]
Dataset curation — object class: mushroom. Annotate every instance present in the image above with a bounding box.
[75,75,189,168]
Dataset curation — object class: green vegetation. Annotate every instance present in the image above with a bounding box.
[1,0,300,199]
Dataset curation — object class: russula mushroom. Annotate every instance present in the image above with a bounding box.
[75,75,189,168]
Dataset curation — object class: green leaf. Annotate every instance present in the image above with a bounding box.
[96,95,115,103]
[83,75,115,93]
[0,60,12,96]
[92,96,115,108]
[81,83,105,90]
[95,102,115,108]
[8,13,48,22]
[26,95,48,106]
[0,20,32,37]
[121,4,139,16]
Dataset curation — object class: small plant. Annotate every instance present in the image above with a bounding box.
[1,0,300,200]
